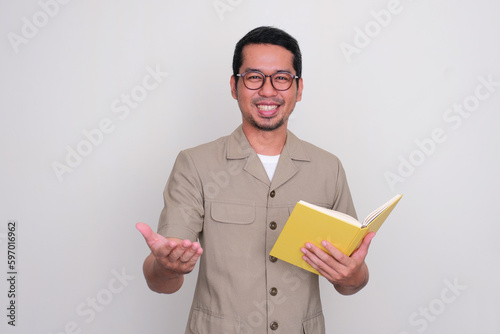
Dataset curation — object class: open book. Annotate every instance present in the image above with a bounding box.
[270,194,403,275]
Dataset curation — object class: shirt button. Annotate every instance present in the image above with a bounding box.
[269,221,277,230]
[270,321,279,330]
[269,190,276,198]
[269,287,278,296]
[269,255,278,262]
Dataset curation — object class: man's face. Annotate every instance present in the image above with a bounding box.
[231,44,303,132]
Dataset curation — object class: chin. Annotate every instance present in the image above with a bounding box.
[254,118,286,132]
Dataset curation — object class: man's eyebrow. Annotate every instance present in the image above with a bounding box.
[242,68,263,73]
[242,68,294,74]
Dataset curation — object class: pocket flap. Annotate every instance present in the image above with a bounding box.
[189,308,240,334]
[302,311,325,333]
[210,201,255,224]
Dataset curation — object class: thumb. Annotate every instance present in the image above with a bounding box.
[136,222,153,240]
[352,232,375,260]
[136,222,167,249]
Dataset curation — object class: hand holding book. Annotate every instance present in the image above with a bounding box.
[301,231,376,295]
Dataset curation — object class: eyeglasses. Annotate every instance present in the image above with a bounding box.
[236,71,299,91]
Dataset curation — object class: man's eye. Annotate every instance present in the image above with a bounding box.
[274,76,290,82]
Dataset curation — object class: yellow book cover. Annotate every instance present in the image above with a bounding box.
[270,194,403,275]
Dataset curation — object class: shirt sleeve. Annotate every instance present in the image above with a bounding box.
[157,150,204,242]
[332,159,357,220]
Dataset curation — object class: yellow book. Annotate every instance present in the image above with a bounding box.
[270,194,403,275]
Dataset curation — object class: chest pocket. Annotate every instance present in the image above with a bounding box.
[210,201,255,225]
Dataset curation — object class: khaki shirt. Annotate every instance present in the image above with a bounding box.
[158,125,356,334]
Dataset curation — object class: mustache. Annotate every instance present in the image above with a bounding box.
[252,97,285,105]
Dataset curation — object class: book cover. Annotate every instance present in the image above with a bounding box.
[270,194,402,275]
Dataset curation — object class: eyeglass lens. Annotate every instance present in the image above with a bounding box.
[243,72,294,91]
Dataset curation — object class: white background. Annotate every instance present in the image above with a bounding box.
[1,0,499,333]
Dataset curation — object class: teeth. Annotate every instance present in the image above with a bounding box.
[257,105,278,111]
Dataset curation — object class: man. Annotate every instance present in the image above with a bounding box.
[137,26,375,333]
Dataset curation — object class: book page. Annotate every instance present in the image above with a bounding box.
[363,195,402,226]
[298,201,362,227]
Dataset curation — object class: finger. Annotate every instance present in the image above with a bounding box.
[301,246,323,271]
[188,244,204,263]
[170,242,203,274]
[168,239,194,262]
[319,240,349,265]
[351,232,375,260]
[301,244,336,277]
[155,239,181,259]
[178,242,203,263]
[302,254,322,274]
[304,242,343,267]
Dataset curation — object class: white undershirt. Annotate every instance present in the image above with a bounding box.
[257,154,280,181]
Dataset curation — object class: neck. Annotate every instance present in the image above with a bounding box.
[242,123,287,155]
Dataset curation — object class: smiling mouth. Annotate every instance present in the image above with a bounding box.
[257,105,279,111]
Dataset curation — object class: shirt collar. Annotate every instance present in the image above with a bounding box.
[227,125,311,162]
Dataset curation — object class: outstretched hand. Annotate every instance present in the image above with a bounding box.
[136,222,203,276]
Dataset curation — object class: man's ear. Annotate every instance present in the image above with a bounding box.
[230,75,238,100]
[296,77,304,102]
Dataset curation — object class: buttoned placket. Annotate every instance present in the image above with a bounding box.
[229,126,312,332]
[262,140,304,332]
[266,187,280,332]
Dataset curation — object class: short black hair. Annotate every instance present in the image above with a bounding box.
[232,26,302,84]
